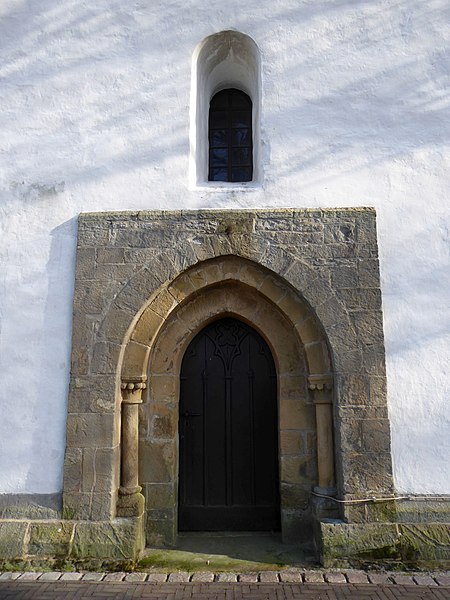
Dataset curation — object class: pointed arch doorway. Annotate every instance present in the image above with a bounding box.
[178,317,280,531]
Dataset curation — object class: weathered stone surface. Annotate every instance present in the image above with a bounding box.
[279,570,303,582]
[81,446,119,494]
[0,493,61,520]
[18,572,42,580]
[60,572,82,581]
[143,483,176,511]
[190,571,215,582]
[279,430,304,456]
[39,572,63,581]
[71,518,144,560]
[280,484,310,512]
[319,521,450,566]
[303,570,324,582]
[216,572,237,582]
[0,521,27,558]
[145,515,176,547]
[0,572,21,580]
[281,510,313,543]
[66,208,392,562]
[139,441,175,484]
[81,572,106,581]
[238,572,259,582]
[62,491,114,521]
[66,413,118,449]
[28,522,73,556]
[258,571,279,582]
[68,375,118,414]
[345,570,369,583]
[167,571,190,582]
[103,572,126,581]
[398,523,450,560]
[125,572,147,582]
[280,400,315,431]
[280,456,317,486]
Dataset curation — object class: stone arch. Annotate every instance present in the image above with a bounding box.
[112,256,337,544]
[120,255,334,383]
[63,209,393,539]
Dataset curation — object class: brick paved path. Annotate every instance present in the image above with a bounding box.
[0,580,449,599]
[0,571,449,600]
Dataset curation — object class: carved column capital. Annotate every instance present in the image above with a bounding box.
[308,373,333,392]
[121,376,147,404]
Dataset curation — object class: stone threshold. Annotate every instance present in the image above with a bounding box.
[0,570,449,586]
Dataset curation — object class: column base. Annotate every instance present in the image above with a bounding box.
[117,491,145,518]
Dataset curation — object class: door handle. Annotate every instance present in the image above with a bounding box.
[183,411,201,418]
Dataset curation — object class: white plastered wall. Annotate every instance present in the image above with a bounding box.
[0,0,449,495]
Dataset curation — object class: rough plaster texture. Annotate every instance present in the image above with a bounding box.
[0,0,449,496]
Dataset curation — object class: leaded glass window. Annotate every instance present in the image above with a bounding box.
[208,89,253,182]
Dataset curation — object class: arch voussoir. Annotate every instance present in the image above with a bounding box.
[64,209,392,555]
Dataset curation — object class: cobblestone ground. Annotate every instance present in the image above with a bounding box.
[0,571,449,599]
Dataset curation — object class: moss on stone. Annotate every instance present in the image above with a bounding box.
[28,522,74,557]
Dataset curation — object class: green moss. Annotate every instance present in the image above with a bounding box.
[137,549,286,573]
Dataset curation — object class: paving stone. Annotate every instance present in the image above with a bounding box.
[392,574,416,585]
[325,572,347,583]
[81,572,105,581]
[216,572,237,582]
[18,572,42,581]
[103,572,126,582]
[368,573,393,584]
[238,572,258,583]
[345,570,369,584]
[167,571,190,582]
[146,572,168,582]
[0,572,21,581]
[125,572,148,582]
[39,572,62,581]
[279,570,303,582]
[435,574,450,586]
[413,576,438,586]
[259,571,279,583]
[190,572,214,582]
[303,570,325,583]
[60,572,83,581]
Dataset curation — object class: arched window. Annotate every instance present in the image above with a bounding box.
[190,31,261,187]
[208,89,253,182]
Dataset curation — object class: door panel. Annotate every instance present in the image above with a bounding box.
[179,318,280,531]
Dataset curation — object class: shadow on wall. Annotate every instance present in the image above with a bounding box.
[24,217,78,496]
[0,0,448,189]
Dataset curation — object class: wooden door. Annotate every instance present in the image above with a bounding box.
[178,317,280,531]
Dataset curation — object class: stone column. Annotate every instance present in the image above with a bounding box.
[117,376,146,517]
[308,374,336,495]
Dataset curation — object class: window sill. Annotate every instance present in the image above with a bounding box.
[193,181,262,192]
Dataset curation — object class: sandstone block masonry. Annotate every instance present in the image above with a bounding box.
[0,208,448,567]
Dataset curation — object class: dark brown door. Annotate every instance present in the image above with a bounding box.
[179,317,280,531]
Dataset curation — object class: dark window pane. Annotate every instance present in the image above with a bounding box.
[210,129,227,147]
[232,128,250,146]
[208,88,252,183]
[232,167,252,182]
[231,90,251,108]
[210,110,228,128]
[232,147,251,165]
[210,148,228,166]
[211,168,228,181]
[210,93,229,109]
[231,111,250,128]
